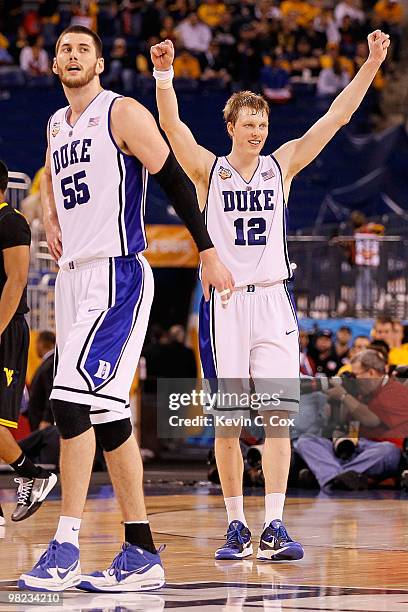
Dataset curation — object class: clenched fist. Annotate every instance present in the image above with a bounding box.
[150,39,175,71]
[367,30,390,65]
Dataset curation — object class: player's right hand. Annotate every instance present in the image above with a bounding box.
[150,39,175,71]
[44,217,62,262]
[200,248,235,305]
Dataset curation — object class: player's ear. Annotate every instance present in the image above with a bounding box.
[227,121,234,139]
[96,57,104,75]
[52,58,58,75]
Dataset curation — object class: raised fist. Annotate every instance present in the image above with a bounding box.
[367,30,390,64]
[150,39,175,71]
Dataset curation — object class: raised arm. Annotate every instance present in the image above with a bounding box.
[150,39,215,191]
[111,97,234,300]
[274,31,390,194]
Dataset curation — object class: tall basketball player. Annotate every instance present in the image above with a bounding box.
[151,31,390,561]
[19,25,233,592]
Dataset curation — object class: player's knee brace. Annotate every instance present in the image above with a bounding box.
[94,418,132,452]
[51,399,92,439]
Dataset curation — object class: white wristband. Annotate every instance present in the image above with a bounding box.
[153,67,174,89]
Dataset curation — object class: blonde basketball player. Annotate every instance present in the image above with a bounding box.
[19,25,233,593]
[151,30,390,561]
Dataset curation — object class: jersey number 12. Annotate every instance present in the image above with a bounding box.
[234,217,266,246]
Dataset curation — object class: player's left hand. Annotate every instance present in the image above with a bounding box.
[367,30,390,65]
[200,248,235,305]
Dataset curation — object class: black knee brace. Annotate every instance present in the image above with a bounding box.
[94,418,132,452]
[51,399,92,439]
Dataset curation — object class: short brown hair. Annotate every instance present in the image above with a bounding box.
[223,91,269,126]
[375,315,393,327]
[55,26,103,58]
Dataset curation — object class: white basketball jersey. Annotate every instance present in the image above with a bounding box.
[205,155,291,286]
[49,90,147,266]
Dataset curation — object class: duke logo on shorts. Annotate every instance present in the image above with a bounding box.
[199,155,300,412]
[48,90,153,424]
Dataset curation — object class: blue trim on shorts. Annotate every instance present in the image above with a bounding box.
[199,288,217,379]
[78,255,145,391]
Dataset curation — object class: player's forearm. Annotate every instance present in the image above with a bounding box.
[40,170,58,225]
[0,278,26,336]
[329,59,381,124]
[156,85,182,133]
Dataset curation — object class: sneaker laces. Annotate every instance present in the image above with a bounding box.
[14,478,33,506]
[108,544,131,582]
[274,523,292,543]
[224,525,244,550]
[35,540,59,570]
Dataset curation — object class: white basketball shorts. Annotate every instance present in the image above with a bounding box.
[199,281,300,413]
[50,254,153,424]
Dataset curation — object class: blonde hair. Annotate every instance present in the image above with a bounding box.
[223,91,270,126]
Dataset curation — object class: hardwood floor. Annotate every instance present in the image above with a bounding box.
[1,487,408,611]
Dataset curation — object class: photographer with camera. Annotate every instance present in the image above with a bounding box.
[297,349,405,490]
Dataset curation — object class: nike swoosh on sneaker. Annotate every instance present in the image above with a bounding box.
[57,560,79,579]
[114,564,151,579]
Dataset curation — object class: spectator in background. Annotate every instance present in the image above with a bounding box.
[198,0,226,29]
[308,329,343,376]
[20,166,45,224]
[26,331,55,432]
[334,326,352,362]
[371,316,405,364]
[313,9,340,45]
[201,40,231,87]
[105,37,135,93]
[174,47,201,79]
[334,0,365,26]
[372,317,408,366]
[320,42,354,78]
[339,14,363,57]
[290,37,321,78]
[168,0,192,23]
[38,0,60,45]
[255,0,282,21]
[337,334,371,374]
[374,0,403,62]
[299,329,317,376]
[260,53,292,102]
[160,15,178,43]
[9,26,28,64]
[175,11,212,55]
[280,0,315,27]
[390,320,408,365]
[213,10,236,58]
[20,35,52,84]
[317,58,350,95]
[297,350,404,490]
[70,0,98,31]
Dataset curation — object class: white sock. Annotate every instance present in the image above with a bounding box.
[264,493,285,525]
[54,515,81,547]
[224,496,247,526]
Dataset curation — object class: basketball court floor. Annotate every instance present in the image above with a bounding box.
[1,478,408,611]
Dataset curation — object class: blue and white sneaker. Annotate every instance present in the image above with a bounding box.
[215,521,253,560]
[18,540,81,591]
[257,519,304,562]
[77,543,165,592]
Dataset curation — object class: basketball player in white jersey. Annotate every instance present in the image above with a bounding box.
[19,25,234,593]
[151,31,390,561]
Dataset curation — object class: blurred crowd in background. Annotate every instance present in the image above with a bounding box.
[0,0,404,99]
